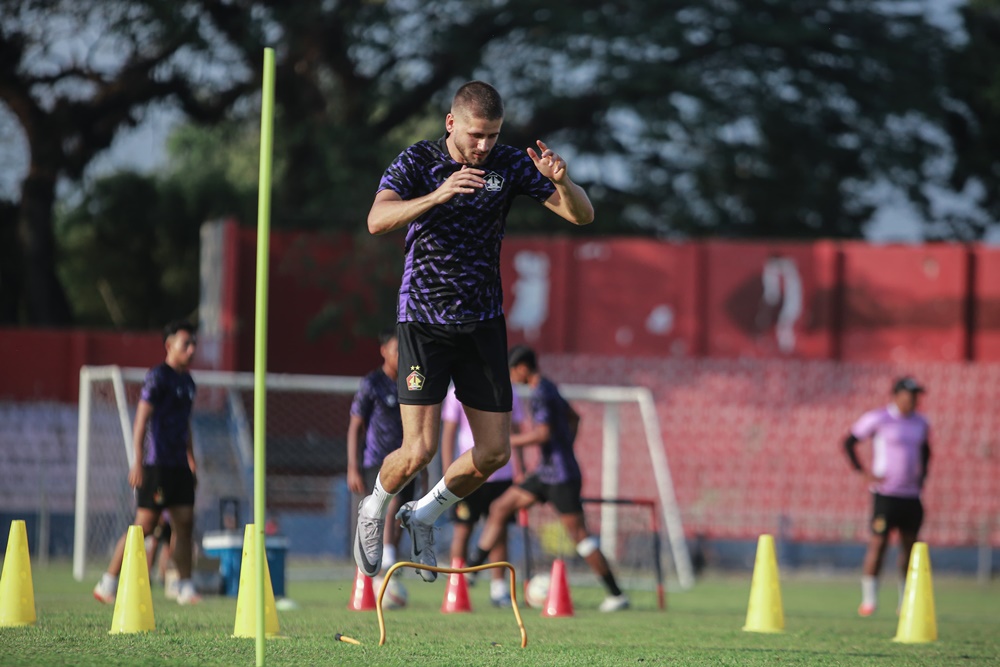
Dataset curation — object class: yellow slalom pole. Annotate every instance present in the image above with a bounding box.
[253,46,276,667]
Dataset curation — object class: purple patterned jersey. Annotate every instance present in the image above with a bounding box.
[350,369,403,468]
[139,363,196,467]
[377,136,556,324]
[527,377,582,485]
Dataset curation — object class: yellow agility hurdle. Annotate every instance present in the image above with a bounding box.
[377,561,527,648]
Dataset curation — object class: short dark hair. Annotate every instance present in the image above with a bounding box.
[508,344,537,371]
[163,319,197,342]
[378,327,397,346]
[452,81,504,121]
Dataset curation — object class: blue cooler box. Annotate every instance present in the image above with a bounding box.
[202,530,289,597]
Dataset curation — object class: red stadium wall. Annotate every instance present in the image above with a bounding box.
[839,243,969,362]
[0,328,162,402]
[3,235,999,402]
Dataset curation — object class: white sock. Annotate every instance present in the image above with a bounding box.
[363,474,396,519]
[861,575,877,607]
[383,543,397,570]
[101,572,118,592]
[411,478,461,524]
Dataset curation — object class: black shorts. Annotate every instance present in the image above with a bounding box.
[519,475,584,515]
[397,316,513,412]
[451,480,513,525]
[362,467,417,504]
[870,493,924,536]
[137,465,196,510]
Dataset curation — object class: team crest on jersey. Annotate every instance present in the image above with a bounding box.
[406,366,425,392]
[484,172,504,192]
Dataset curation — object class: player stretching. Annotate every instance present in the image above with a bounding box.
[354,81,594,582]
[465,345,629,611]
[93,320,201,606]
[844,376,931,617]
[441,384,526,606]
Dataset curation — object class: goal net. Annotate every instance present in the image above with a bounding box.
[74,367,693,591]
[73,366,360,581]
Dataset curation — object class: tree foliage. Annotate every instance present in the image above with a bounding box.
[7,0,999,328]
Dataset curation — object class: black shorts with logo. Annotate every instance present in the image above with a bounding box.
[519,475,585,515]
[870,492,924,536]
[397,315,513,412]
[451,480,513,525]
[137,465,196,510]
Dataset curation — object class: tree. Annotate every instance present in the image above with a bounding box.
[0,0,252,325]
[943,0,1000,239]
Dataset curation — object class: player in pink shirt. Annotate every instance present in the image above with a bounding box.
[844,376,931,617]
[441,385,525,606]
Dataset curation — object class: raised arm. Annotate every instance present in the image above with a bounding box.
[529,140,595,226]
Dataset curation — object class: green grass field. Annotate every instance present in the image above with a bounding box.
[1,564,997,666]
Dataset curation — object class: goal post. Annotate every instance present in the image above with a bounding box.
[75,367,693,591]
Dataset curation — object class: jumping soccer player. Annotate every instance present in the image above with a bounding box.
[465,345,629,612]
[354,80,594,582]
[844,376,931,617]
[93,320,201,606]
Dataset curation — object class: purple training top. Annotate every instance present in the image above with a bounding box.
[377,136,557,324]
[526,377,582,485]
[350,368,403,468]
[139,363,196,467]
[851,404,930,499]
[441,384,525,483]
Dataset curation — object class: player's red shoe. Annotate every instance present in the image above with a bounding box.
[858,602,876,617]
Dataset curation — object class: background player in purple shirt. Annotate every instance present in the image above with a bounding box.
[346,329,423,582]
[94,320,201,606]
[844,376,931,617]
[465,345,630,612]
[355,81,594,582]
[441,384,526,606]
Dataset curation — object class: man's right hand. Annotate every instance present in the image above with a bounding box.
[128,463,144,489]
[433,165,485,203]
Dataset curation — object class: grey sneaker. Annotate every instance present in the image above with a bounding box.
[396,502,437,582]
[354,498,385,577]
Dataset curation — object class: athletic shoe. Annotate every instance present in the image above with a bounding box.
[354,498,385,578]
[599,594,631,612]
[396,502,437,582]
[92,579,116,604]
[176,581,202,606]
[858,602,876,617]
[491,593,513,608]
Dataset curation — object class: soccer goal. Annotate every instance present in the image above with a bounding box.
[73,365,361,581]
[74,367,693,591]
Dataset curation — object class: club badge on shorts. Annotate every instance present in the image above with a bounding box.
[406,365,425,392]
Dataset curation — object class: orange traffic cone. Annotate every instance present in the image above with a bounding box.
[542,559,574,617]
[347,567,376,611]
[441,557,472,613]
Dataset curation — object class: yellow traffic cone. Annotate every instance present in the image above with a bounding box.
[743,534,784,633]
[894,542,937,643]
[109,525,155,634]
[233,524,280,638]
[0,520,36,627]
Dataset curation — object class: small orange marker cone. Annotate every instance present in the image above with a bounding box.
[348,567,376,611]
[441,557,472,613]
[542,559,574,617]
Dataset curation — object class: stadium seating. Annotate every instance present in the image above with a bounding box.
[543,356,1000,548]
